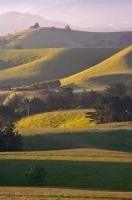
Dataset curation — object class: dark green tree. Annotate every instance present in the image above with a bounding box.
[105,83,127,97]
[0,123,22,151]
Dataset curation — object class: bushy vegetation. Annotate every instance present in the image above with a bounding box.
[0,123,22,151]
[24,164,47,186]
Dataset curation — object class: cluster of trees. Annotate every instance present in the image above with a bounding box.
[88,83,132,123]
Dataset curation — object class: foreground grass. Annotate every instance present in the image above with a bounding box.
[0,187,132,200]
[1,111,132,195]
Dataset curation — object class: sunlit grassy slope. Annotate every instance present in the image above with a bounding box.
[62,46,132,89]
[0,48,119,86]
[17,110,95,131]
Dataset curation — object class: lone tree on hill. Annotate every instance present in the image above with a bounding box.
[30,22,40,29]
[65,24,72,31]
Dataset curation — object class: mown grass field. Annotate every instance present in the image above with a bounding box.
[0,48,119,86]
[0,148,132,190]
[62,46,132,89]
[0,187,132,200]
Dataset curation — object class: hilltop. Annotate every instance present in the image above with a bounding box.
[0,48,119,87]
[0,27,132,49]
[62,46,132,89]
[0,11,66,35]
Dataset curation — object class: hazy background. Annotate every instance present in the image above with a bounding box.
[0,0,132,29]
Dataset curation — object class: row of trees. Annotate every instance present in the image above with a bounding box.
[0,83,132,127]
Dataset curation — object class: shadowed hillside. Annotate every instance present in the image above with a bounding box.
[1,28,132,49]
[0,48,119,86]
[62,46,132,89]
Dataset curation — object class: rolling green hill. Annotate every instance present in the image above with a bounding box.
[0,48,119,87]
[62,46,132,89]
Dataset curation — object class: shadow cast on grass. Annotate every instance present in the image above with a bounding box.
[0,159,131,191]
[23,130,132,152]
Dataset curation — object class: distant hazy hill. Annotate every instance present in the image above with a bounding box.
[2,27,132,49]
[0,48,119,86]
[0,11,66,35]
[62,46,132,90]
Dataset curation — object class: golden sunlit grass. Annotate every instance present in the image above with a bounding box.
[62,46,132,89]
[17,109,95,132]
[0,187,132,200]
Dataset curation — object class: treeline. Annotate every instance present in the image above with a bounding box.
[0,80,61,91]
[0,83,132,126]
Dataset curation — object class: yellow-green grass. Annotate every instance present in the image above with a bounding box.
[0,48,120,86]
[17,110,95,133]
[0,148,132,162]
[17,109,132,136]
[62,46,132,89]
[16,109,132,152]
[0,187,132,200]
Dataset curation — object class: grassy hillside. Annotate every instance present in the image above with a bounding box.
[3,27,132,48]
[62,46,132,89]
[17,110,95,132]
[0,48,119,86]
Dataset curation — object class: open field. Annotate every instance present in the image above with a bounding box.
[0,148,132,190]
[0,48,119,87]
[0,187,132,200]
[62,46,132,89]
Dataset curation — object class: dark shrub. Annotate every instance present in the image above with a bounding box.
[0,123,22,151]
[24,165,47,186]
